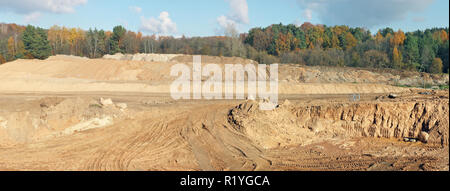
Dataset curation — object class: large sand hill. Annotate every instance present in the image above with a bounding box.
[0,54,432,94]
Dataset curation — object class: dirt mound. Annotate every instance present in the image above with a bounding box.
[0,55,148,81]
[0,97,127,145]
[228,93,449,149]
[279,64,449,86]
[103,53,182,62]
[1,54,447,89]
[47,54,89,61]
[171,55,257,65]
[0,54,413,95]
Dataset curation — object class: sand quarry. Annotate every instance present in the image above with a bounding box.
[0,54,448,171]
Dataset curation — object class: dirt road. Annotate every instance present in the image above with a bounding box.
[0,90,447,171]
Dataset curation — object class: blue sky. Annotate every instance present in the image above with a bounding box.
[0,0,448,37]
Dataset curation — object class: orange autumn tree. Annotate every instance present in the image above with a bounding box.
[48,25,63,55]
[136,31,143,53]
[7,36,15,60]
[430,58,443,73]
[433,30,448,43]
[330,30,340,49]
[0,54,6,64]
[440,30,448,42]
[392,46,403,69]
[375,31,384,43]
[275,32,294,55]
[7,36,25,60]
[344,32,357,50]
[390,30,406,47]
[68,28,78,55]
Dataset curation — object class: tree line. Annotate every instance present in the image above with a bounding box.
[245,23,448,73]
[0,22,448,73]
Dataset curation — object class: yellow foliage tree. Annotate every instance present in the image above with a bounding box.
[390,30,405,46]
[275,32,293,55]
[375,31,384,43]
[331,33,340,49]
[430,58,443,73]
[345,32,357,50]
[392,46,403,69]
[136,31,143,53]
[7,36,15,60]
[66,27,85,55]
[16,39,26,57]
[48,25,61,54]
[68,28,78,54]
[441,30,448,42]
[0,54,6,64]
[432,30,448,43]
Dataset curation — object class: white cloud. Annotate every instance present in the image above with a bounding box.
[129,6,142,14]
[0,0,87,14]
[296,0,434,28]
[413,17,426,23]
[0,0,86,23]
[24,12,42,23]
[302,9,312,21]
[140,11,177,35]
[216,0,249,34]
[217,15,239,35]
[217,15,237,30]
[227,0,249,24]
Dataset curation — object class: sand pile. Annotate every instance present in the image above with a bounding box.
[278,64,449,86]
[171,55,257,65]
[103,53,258,65]
[0,97,127,145]
[0,54,415,95]
[103,53,182,62]
[228,96,449,149]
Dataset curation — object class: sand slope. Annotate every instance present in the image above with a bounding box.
[0,55,415,95]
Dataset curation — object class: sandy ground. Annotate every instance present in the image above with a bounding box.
[0,55,448,171]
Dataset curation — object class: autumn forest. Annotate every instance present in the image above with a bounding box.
[0,22,448,74]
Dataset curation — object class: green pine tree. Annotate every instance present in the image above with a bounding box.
[22,25,52,59]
